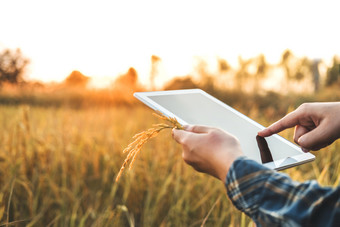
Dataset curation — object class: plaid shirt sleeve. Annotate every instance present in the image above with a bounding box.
[225,156,340,227]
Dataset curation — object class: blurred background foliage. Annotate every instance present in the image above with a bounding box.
[0,47,340,226]
[0,47,339,118]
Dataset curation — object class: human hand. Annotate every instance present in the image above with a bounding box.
[172,125,243,183]
[258,102,340,152]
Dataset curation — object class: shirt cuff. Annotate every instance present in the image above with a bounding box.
[225,156,275,218]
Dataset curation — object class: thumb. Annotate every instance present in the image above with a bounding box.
[172,128,192,144]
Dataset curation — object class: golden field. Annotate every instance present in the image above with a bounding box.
[0,8,339,226]
[0,102,339,226]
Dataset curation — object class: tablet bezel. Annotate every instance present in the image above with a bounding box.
[134,89,315,170]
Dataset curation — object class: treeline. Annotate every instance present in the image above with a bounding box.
[164,50,340,94]
[0,48,339,118]
[161,50,340,118]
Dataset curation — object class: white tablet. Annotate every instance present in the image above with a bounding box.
[134,89,315,170]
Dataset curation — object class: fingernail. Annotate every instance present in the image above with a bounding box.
[258,128,267,135]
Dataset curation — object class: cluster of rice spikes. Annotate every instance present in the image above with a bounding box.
[115,112,183,182]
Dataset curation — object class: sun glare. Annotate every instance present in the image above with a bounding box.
[0,0,339,88]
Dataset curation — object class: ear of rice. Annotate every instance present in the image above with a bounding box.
[115,112,183,182]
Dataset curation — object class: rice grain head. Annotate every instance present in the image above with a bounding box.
[115,112,183,182]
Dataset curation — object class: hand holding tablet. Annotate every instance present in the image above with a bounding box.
[134,92,340,225]
[172,125,244,181]
[134,89,315,170]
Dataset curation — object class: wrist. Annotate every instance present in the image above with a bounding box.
[218,156,241,183]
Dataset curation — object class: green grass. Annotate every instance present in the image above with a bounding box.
[0,104,339,226]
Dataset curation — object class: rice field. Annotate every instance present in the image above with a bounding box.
[0,104,339,226]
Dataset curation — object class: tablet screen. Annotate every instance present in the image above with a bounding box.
[148,92,302,164]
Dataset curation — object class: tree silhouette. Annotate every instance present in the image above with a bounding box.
[325,57,340,87]
[235,56,251,92]
[218,58,230,72]
[194,58,215,93]
[150,55,161,90]
[291,57,321,93]
[280,49,293,82]
[253,54,268,92]
[113,67,139,91]
[0,48,29,85]
[64,70,89,88]
[163,76,198,90]
[311,59,321,93]
[279,50,319,93]
[292,57,313,82]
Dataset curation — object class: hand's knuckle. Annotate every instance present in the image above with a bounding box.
[208,130,219,141]
[180,136,189,145]
[190,125,197,132]
[298,103,310,112]
[209,130,217,136]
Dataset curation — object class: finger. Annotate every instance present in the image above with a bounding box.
[310,142,330,151]
[258,109,302,137]
[294,125,310,145]
[301,147,310,153]
[172,128,204,145]
[301,141,329,152]
[172,128,191,144]
[298,122,333,150]
[185,125,214,134]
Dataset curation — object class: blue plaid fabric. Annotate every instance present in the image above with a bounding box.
[226,156,340,227]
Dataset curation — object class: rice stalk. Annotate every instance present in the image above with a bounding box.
[200,195,221,227]
[115,112,183,182]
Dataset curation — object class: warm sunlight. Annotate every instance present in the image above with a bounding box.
[1,0,339,88]
[2,1,340,226]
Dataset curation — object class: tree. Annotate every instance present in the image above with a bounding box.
[194,58,216,93]
[64,70,89,88]
[163,76,198,90]
[150,55,161,90]
[235,56,251,92]
[291,57,321,93]
[311,59,321,93]
[0,48,29,84]
[113,67,139,91]
[279,50,320,93]
[280,49,293,82]
[253,54,268,92]
[325,57,340,87]
[218,58,230,73]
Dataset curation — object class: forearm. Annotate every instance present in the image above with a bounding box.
[226,157,340,226]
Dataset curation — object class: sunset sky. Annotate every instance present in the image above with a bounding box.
[1,0,339,88]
